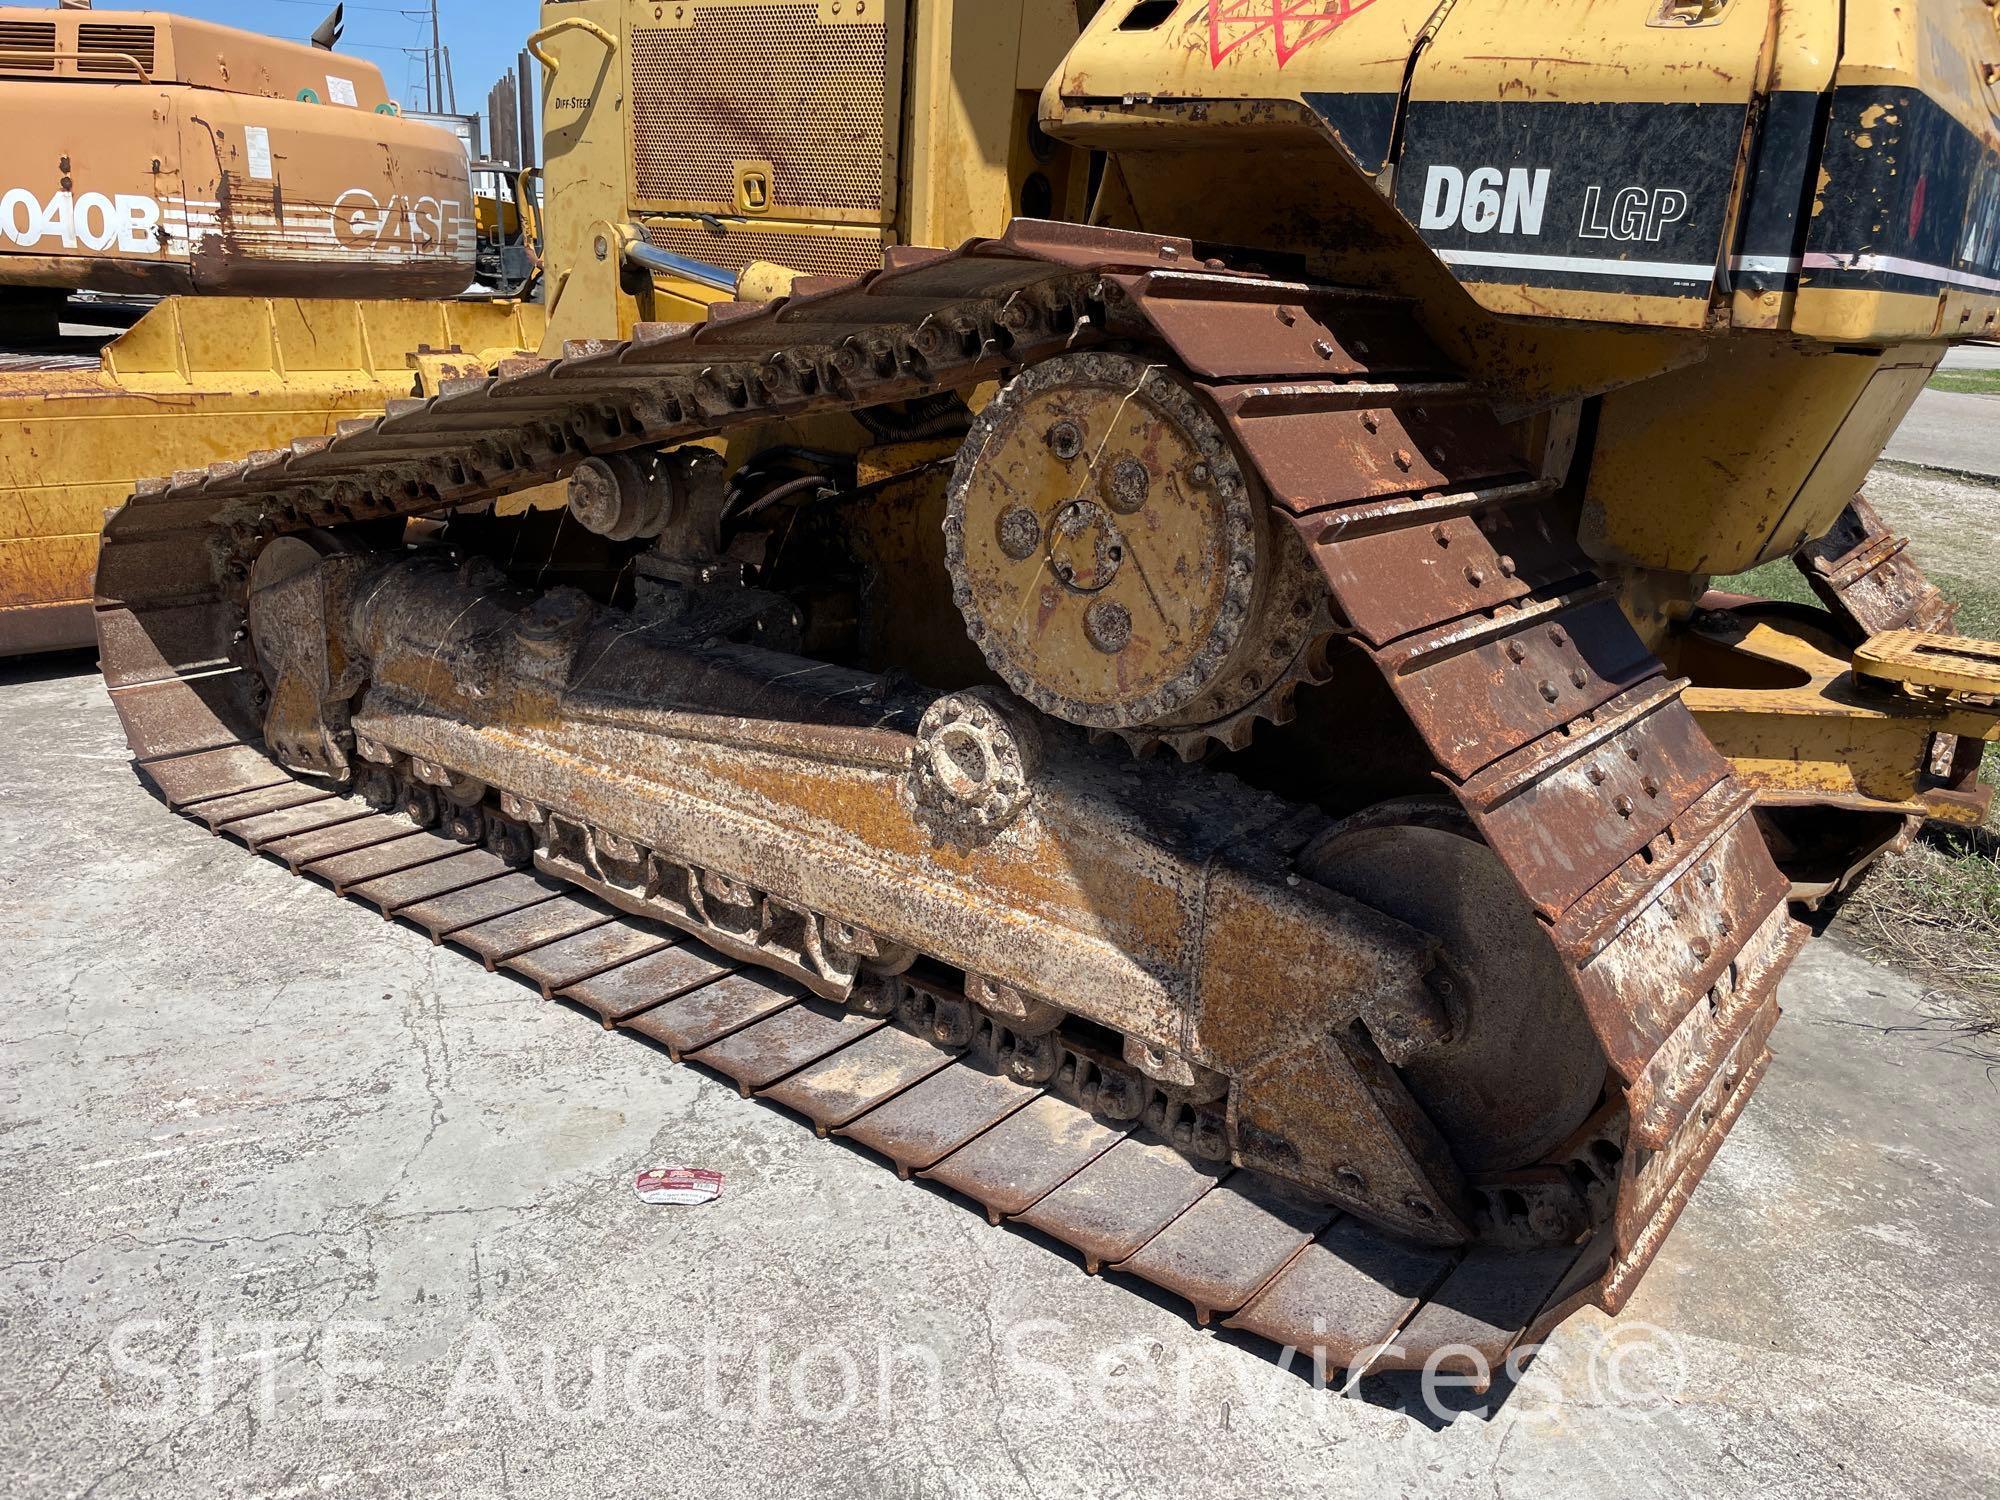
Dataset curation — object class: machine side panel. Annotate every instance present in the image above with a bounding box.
[1392,99,1746,320]
[1792,0,2000,340]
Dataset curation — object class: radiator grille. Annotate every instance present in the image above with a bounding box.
[0,20,57,72]
[630,9,889,216]
[77,23,157,76]
[643,221,885,282]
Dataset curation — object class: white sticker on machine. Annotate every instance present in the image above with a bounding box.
[243,125,273,181]
[326,75,358,107]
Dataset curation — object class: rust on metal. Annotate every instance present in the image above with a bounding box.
[503,921,675,1000]
[1113,1172,1334,1324]
[1369,1245,1586,1387]
[1014,1136,1222,1273]
[219,798,373,851]
[92,220,1820,1355]
[922,1095,1125,1224]
[620,972,800,1059]
[1223,1215,1457,1370]
[349,849,512,915]
[1795,494,1955,639]
[689,998,884,1095]
[559,941,737,1026]
[836,1063,1041,1177]
[452,897,614,971]
[190,781,331,829]
[137,742,290,809]
[758,1025,958,1134]
[398,873,559,944]
[261,813,414,873]
[303,831,468,896]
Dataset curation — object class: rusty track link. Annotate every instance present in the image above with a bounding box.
[135,753,1631,1386]
[96,220,1800,1345]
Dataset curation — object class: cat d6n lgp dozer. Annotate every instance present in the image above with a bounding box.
[94,0,2000,1383]
[0,3,540,653]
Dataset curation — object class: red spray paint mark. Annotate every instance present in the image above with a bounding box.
[1208,0,1382,69]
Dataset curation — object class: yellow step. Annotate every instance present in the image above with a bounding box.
[1853,630,2000,698]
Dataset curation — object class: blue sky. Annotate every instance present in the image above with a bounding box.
[109,0,540,124]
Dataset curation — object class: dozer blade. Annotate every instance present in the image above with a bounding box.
[94,220,1803,1379]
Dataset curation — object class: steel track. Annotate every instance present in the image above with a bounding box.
[96,218,1802,1353]
[136,745,1637,1387]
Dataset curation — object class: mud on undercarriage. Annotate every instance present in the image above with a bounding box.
[95,220,1802,1362]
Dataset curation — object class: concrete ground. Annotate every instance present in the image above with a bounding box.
[1887,343,2000,480]
[1939,343,2000,372]
[1,659,1996,1499]
[1885,387,2000,479]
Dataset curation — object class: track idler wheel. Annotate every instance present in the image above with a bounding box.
[1301,804,1605,1173]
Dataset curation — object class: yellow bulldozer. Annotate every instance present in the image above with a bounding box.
[0,2,541,653]
[91,0,2000,1383]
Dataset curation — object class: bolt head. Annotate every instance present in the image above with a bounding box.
[1084,599,1132,655]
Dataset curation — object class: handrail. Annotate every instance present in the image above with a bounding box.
[524,17,615,81]
[515,168,545,268]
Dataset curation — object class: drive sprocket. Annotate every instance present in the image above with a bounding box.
[943,352,1328,758]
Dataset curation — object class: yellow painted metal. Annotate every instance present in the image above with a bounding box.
[1729,0,1841,332]
[538,0,1093,350]
[1682,614,1998,826]
[1854,631,2000,698]
[527,15,616,75]
[537,0,633,350]
[0,296,542,652]
[1583,341,1942,574]
[1403,0,1773,332]
[1794,0,2000,343]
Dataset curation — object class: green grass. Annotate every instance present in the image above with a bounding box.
[1715,557,1819,611]
[1928,368,2000,396]
[1842,829,2000,1023]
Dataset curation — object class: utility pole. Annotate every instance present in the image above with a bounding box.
[429,0,443,115]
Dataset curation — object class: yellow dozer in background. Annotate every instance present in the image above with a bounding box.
[0,3,540,653]
[91,0,2000,1383]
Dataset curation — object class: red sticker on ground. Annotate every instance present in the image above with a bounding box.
[634,1167,725,1206]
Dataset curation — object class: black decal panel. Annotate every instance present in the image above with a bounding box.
[1395,100,1746,299]
[1805,86,2000,299]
